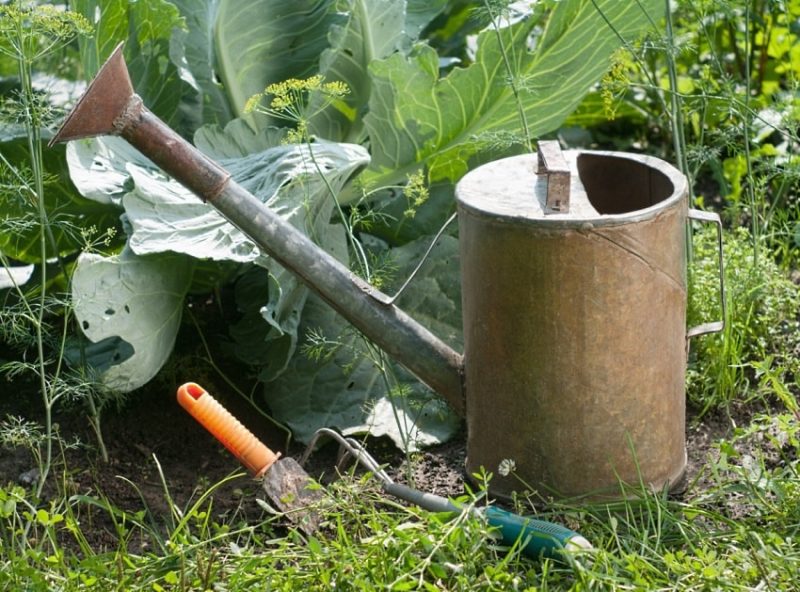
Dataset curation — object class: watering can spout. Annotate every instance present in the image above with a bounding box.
[51,44,466,416]
[49,43,133,145]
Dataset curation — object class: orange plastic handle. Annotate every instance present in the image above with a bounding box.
[177,382,279,477]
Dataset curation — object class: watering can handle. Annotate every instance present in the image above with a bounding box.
[686,209,726,339]
[537,141,570,213]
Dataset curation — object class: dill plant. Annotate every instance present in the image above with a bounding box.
[588,0,800,412]
[0,2,109,495]
[245,78,442,455]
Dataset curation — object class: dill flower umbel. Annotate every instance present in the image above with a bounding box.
[245,76,350,144]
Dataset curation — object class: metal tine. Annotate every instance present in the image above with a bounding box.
[301,428,394,485]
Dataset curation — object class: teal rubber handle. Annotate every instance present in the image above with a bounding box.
[382,481,591,560]
[483,506,589,559]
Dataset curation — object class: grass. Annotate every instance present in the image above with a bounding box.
[1,0,799,589]
[687,226,800,414]
[1,415,799,591]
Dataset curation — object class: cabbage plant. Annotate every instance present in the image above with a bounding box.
[62,0,662,447]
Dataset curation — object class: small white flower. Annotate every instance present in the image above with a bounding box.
[498,458,516,477]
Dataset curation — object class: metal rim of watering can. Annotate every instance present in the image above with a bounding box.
[456,150,726,341]
[457,150,690,230]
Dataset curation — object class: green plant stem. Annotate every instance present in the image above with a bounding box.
[186,308,293,451]
[16,45,53,499]
[742,2,760,265]
[664,0,689,182]
[305,135,419,467]
[305,138,371,279]
[484,0,532,152]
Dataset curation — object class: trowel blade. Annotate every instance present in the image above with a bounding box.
[262,456,324,534]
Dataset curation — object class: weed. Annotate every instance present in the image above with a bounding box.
[688,225,800,412]
[246,78,433,460]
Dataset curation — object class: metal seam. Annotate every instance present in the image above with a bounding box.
[113,94,143,136]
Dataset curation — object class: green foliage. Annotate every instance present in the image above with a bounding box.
[688,225,800,411]
[66,132,369,393]
[50,0,661,450]
[72,0,189,130]
[362,0,661,187]
[0,3,112,264]
[0,4,91,60]
[1,1,800,589]
[265,236,462,450]
[0,1,121,493]
[580,0,800,267]
[3,432,800,590]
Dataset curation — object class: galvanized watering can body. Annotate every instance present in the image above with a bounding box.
[457,151,722,498]
[51,45,724,501]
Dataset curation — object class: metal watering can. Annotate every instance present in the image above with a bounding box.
[51,45,725,500]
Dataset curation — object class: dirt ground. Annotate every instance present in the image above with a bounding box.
[0,364,739,551]
[0,287,750,550]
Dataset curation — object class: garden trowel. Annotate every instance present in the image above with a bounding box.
[177,382,322,534]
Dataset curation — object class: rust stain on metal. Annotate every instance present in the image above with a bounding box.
[457,150,692,500]
[262,457,324,534]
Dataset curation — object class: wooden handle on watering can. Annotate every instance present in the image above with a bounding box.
[177,382,279,477]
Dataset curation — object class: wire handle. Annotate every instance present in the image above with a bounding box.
[687,209,726,339]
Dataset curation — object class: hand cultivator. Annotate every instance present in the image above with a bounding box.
[301,428,592,560]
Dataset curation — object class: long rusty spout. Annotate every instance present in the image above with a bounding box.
[51,44,466,416]
[50,43,134,143]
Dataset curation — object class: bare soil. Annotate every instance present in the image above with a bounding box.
[0,298,753,550]
[0,368,743,552]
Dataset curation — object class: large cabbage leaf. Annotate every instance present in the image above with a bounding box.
[214,0,341,120]
[66,136,156,207]
[405,0,449,39]
[66,126,369,391]
[0,264,34,290]
[169,0,235,128]
[212,0,446,131]
[71,248,194,392]
[265,235,462,450]
[362,0,662,187]
[307,0,447,143]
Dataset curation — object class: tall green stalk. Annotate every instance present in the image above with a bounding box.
[0,3,92,495]
[246,75,438,461]
[18,36,54,499]
[741,1,760,265]
[483,0,533,152]
[664,0,689,182]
